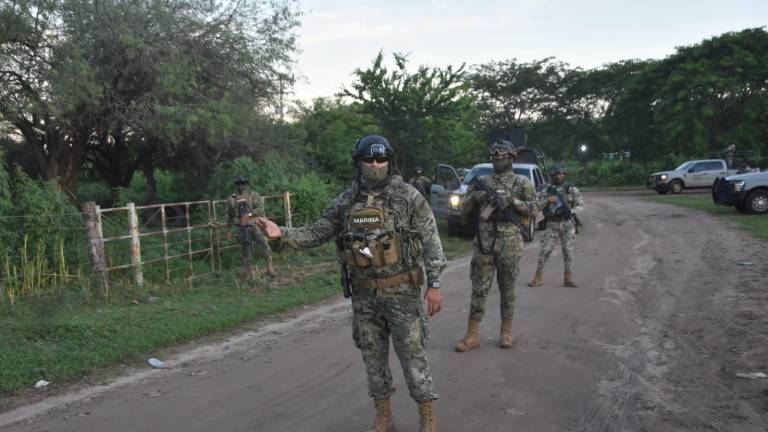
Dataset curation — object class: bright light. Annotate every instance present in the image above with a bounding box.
[449,195,461,208]
[580,144,588,153]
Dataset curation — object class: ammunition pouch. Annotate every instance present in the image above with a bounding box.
[343,233,403,268]
[351,267,424,290]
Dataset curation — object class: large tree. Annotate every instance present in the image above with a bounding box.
[342,52,483,174]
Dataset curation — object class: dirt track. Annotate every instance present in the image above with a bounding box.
[2,192,767,432]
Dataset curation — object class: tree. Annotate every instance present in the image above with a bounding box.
[342,52,483,174]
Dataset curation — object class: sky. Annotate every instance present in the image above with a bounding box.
[291,0,768,105]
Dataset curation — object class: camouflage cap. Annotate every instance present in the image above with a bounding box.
[489,140,517,158]
[550,163,566,175]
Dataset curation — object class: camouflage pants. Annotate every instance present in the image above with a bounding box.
[351,284,438,403]
[537,219,576,273]
[468,233,524,322]
[237,224,272,266]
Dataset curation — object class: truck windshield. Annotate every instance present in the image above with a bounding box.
[463,166,531,184]
[675,162,693,171]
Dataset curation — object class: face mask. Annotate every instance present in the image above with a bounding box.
[237,184,247,193]
[492,158,512,174]
[360,162,389,183]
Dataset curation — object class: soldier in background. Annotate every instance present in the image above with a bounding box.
[528,163,584,288]
[226,175,275,280]
[454,140,538,352]
[410,166,432,203]
[255,136,445,432]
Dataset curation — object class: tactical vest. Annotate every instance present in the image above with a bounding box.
[340,192,406,269]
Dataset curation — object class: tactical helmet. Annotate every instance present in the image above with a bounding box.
[549,163,566,176]
[489,140,517,159]
[234,175,249,185]
[353,135,395,164]
[415,166,424,174]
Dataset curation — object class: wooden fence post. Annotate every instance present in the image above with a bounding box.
[127,202,144,287]
[283,191,292,228]
[81,201,110,296]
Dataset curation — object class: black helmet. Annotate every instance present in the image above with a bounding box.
[415,166,424,174]
[234,175,249,185]
[353,135,395,164]
[489,140,517,159]
[550,163,566,176]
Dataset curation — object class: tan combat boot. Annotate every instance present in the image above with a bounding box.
[418,401,437,432]
[499,320,514,348]
[528,267,544,287]
[564,271,578,288]
[454,319,481,352]
[266,256,276,276]
[366,397,396,432]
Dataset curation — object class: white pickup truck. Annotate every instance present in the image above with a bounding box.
[647,159,738,194]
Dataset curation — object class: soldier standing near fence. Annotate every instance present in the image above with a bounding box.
[528,163,584,288]
[255,135,445,432]
[454,140,538,352]
[227,175,275,280]
[410,166,432,203]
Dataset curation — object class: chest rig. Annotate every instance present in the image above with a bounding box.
[341,191,404,268]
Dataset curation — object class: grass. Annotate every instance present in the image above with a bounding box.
[645,194,768,240]
[435,219,474,260]
[0,223,472,399]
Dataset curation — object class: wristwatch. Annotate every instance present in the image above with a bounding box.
[428,281,441,289]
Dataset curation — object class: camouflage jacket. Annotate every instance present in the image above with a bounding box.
[227,189,265,224]
[537,183,584,217]
[409,175,432,200]
[462,170,538,238]
[282,175,446,285]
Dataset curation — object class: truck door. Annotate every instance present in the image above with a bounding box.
[687,163,707,187]
[430,164,461,218]
[689,161,726,187]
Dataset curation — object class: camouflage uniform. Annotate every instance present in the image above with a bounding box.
[535,184,584,274]
[463,171,538,322]
[227,188,272,268]
[410,174,432,203]
[280,175,446,404]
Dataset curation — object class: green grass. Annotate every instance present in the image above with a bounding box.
[645,195,768,240]
[0,225,471,398]
[435,219,474,260]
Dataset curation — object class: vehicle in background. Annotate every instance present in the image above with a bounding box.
[712,171,768,214]
[430,161,547,237]
[647,159,739,194]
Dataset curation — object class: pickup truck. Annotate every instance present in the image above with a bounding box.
[712,171,768,214]
[647,159,738,194]
[430,162,546,237]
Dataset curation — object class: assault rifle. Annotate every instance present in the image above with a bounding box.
[236,198,254,249]
[541,185,583,234]
[469,177,532,242]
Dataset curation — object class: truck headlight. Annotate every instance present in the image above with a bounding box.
[732,180,746,192]
[449,194,461,208]
[659,174,668,181]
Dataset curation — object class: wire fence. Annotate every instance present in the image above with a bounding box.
[0,192,293,304]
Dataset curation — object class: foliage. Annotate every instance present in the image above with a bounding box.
[342,52,485,174]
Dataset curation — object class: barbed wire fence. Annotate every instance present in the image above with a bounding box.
[1,193,293,304]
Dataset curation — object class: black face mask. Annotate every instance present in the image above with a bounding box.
[492,158,512,173]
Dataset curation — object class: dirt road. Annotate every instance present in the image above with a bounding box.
[2,192,767,431]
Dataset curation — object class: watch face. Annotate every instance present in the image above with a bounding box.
[430,282,441,288]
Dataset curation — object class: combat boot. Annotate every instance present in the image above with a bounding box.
[499,319,513,348]
[365,397,396,432]
[564,271,578,288]
[454,319,480,352]
[528,267,544,287]
[266,256,276,276]
[418,401,437,432]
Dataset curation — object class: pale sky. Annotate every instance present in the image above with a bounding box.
[291,0,768,104]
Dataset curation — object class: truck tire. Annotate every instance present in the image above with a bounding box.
[745,190,768,215]
[669,180,683,194]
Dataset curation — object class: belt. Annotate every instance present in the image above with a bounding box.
[352,267,424,290]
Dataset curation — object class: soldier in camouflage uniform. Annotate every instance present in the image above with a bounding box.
[528,163,584,288]
[454,141,538,352]
[410,166,432,203]
[256,135,446,432]
[226,175,275,279]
